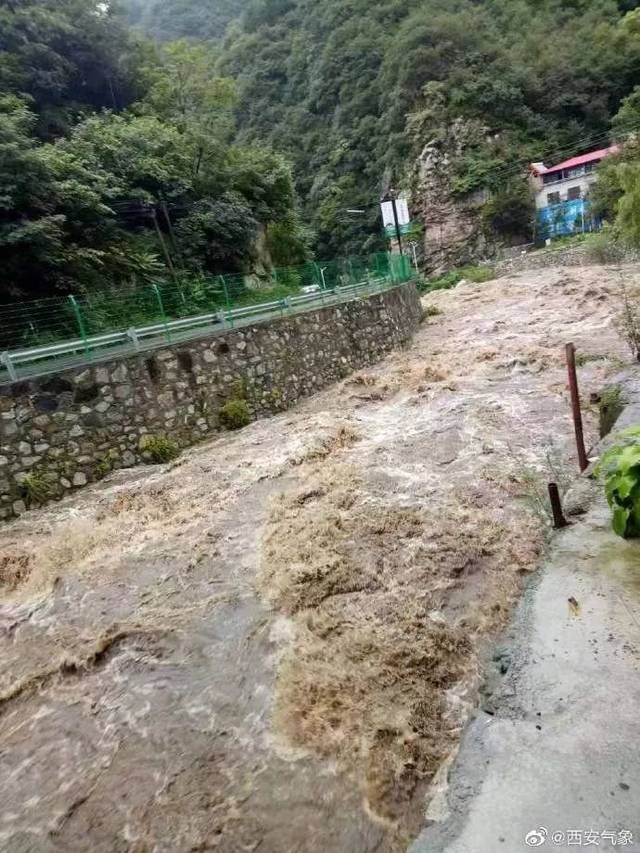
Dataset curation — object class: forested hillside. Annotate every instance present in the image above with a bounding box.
[123,0,243,42]
[4,0,640,304]
[215,0,640,258]
[0,0,301,304]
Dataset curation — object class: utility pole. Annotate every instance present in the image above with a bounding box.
[548,483,569,529]
[389,188,403,256]
[107,75,118,111]
[160,198,183,266]
[150,207,177,279]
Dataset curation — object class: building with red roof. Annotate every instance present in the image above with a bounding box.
[529,144,618,240]
[530,145,618,210]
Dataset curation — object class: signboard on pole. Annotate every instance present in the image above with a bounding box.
[395,198,410,227]
[380,201,395,234]
[381,198,413,237]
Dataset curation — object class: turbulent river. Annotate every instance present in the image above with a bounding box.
[0,265,630,852]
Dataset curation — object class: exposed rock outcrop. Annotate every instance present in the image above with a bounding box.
[412,119,496,272]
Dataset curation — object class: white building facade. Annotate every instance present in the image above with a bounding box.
[529,146,618,239]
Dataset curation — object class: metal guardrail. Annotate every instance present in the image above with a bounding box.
[0,274,409,383]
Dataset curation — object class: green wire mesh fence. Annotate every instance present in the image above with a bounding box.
[0,252,415,380]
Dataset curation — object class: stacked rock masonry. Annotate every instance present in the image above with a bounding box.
[0,283,421,517]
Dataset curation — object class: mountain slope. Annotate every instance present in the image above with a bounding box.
[122,0,244,41]
[0,2,301,303]
[216,0,640,258]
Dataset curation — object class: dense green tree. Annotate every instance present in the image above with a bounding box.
[142,39,236,181]
[5,0,640,299]
[137,41,303,270]
[618,163,640,234]
[0,5,303,301]
[612,86,640,139]
[482,182,536,243]
[587,79,640,245]
[0,95,302,297]
[174,194,258,271]
[61,113,192,201]
[0,0,148,137]
[122,0,243,42]
[215,0,640,253]
[0,96,125,297]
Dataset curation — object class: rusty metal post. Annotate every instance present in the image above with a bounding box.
[548,483,568,529]
[565,342,589,472]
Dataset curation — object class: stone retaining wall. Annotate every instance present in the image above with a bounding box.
[493,241,640,276]
[493,244,595,276]
[0,283,421,518]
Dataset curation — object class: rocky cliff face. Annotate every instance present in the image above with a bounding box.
[411,120,496,272]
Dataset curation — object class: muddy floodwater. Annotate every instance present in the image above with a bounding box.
[0,267,632,852]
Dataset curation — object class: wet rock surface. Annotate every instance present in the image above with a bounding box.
[411,488,640,853]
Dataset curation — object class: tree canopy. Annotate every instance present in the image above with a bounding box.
[122,0,243,42]
[0,0,148,138]
[4,0,640,303]
[0,3,301,302]
[214,0,640,254]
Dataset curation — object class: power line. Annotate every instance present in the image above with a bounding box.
[474,120,640,187]
[427,123,638,194]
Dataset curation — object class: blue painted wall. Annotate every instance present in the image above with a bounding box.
[537,199,602,240]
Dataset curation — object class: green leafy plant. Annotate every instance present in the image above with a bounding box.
[575,352,605,367]
[219,398,251,430]
[459,265,496,283]
[267,387,284,409]
[537,232,588,253]
[19,473,51,507]
[597,426,640,538]
[94,457,114,481]
[420,271,461,292]
[140,435,181,464]
[419,265,495,294]
[422,304,442,317]
[229,378,247,400]
[218,376,252,429]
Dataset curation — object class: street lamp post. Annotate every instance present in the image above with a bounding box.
[383,188,404,256]
[408,241,419,270]
[339,197,411,259]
